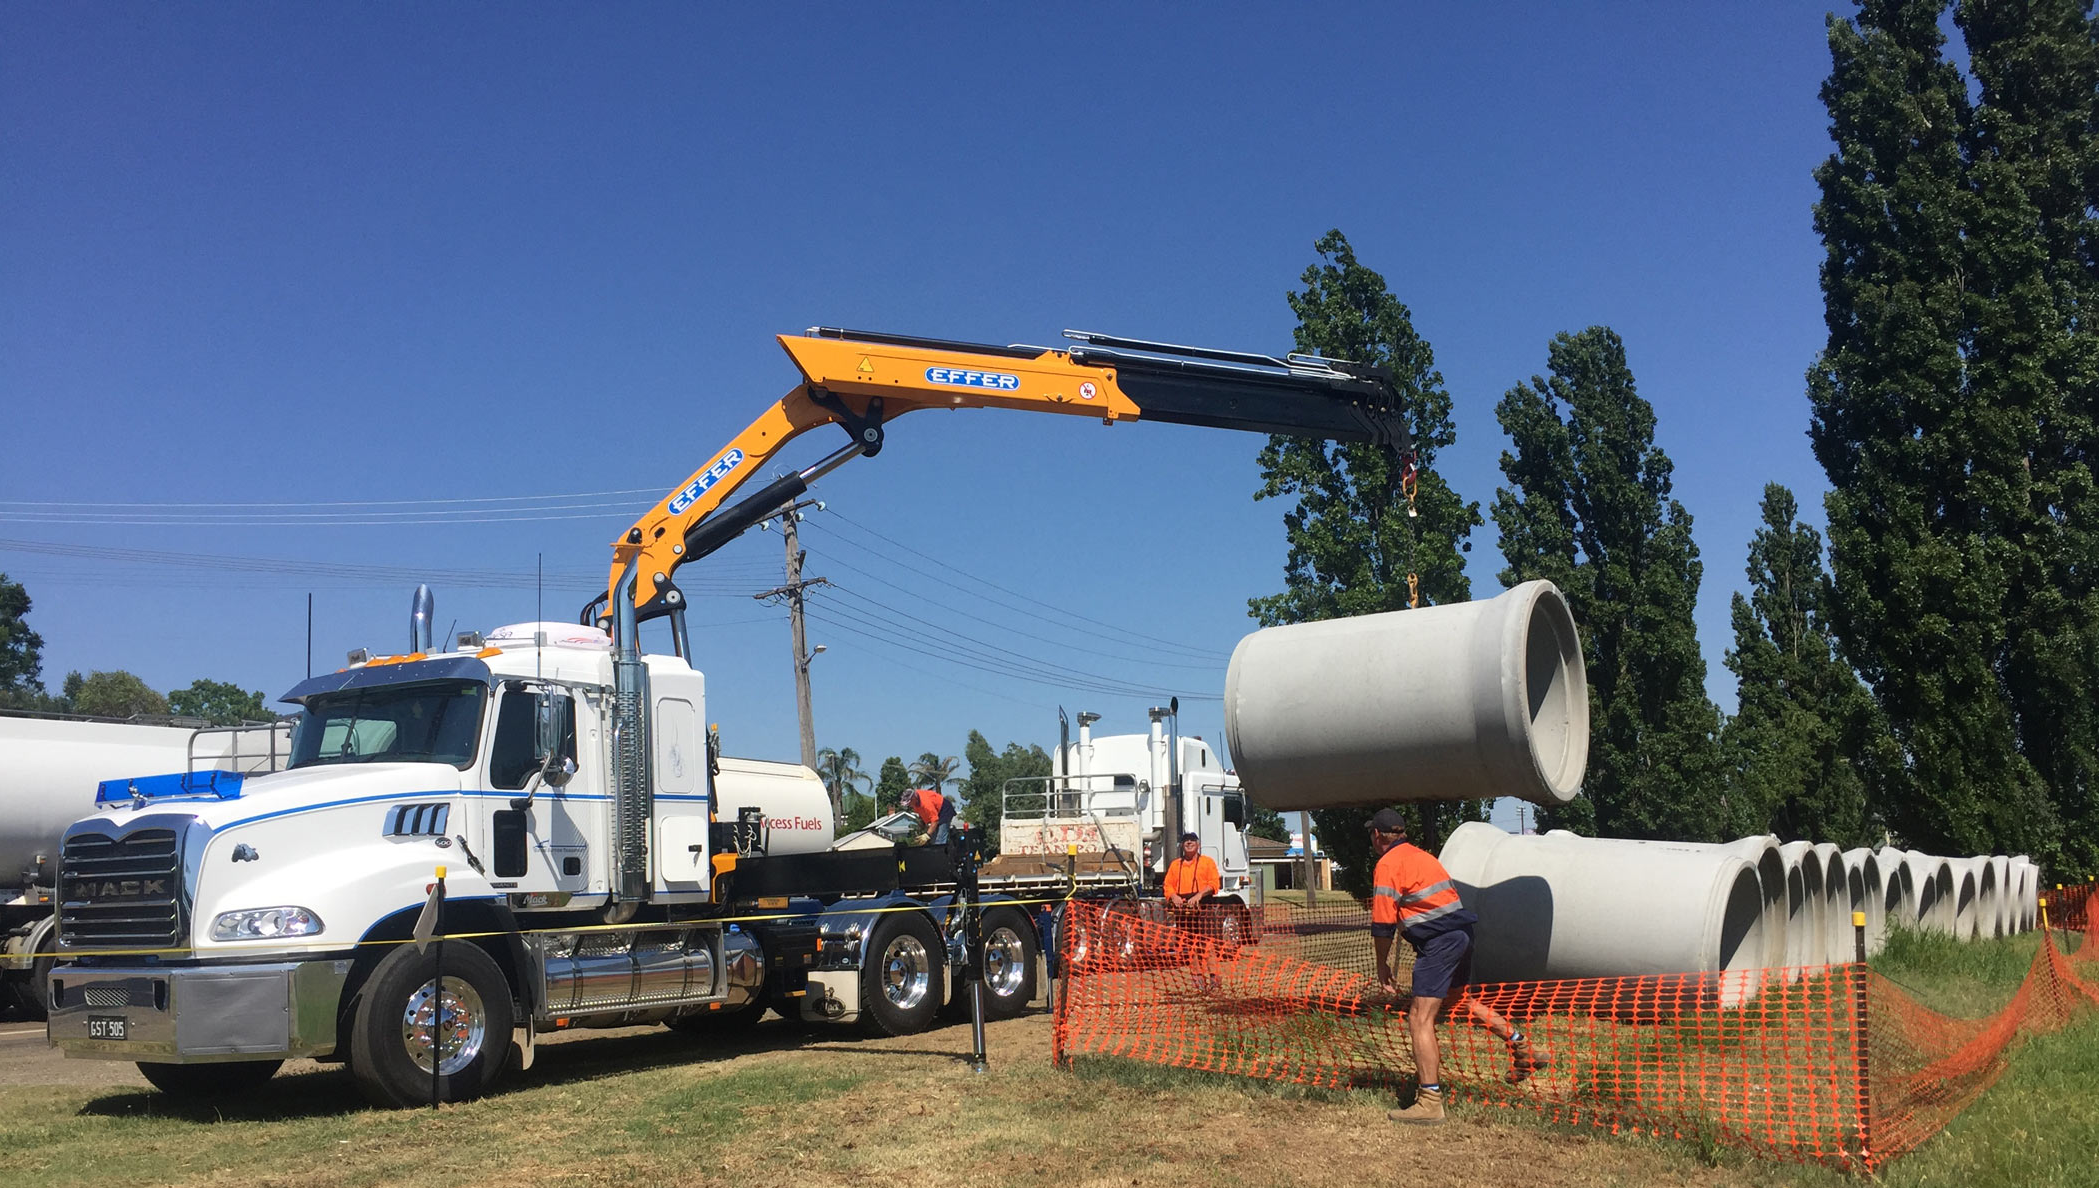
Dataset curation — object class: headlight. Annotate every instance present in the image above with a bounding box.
[210,906,325,941]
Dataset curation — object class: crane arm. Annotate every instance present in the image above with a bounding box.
[602,327,1411,623]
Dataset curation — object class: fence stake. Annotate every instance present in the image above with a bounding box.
[1851,909,1871,1174]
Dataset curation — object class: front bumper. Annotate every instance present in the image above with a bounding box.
[46,958,354,1063]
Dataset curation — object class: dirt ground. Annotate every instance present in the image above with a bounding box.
[3,1009,1795,1188]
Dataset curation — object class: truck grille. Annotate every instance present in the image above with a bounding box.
[60,829,184,950]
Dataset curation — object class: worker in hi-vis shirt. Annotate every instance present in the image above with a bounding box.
[1368,808,1549,1125]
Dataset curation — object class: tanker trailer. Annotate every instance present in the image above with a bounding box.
[1,712,289,1017]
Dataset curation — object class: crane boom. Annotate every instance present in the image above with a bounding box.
[601,327,1411,624]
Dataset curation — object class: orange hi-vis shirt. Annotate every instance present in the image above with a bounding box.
[1371,841,1476,942]
[908,787,944,827]
[1163,854,1221,898]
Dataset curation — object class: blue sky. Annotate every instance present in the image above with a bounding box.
[2,4,1845,818]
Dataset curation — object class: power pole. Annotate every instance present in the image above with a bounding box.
[755,499,831,810]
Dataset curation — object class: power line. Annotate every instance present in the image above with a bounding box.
[0,487,667,509]
[814,509,1231,661]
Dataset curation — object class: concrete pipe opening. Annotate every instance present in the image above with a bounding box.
[1813,843,1848,965]
[1952,864,1979,940]
[1777,842,1822,970]
[1225,580,1587,811]
[1844,848,1885,955]
[1878,848,1915,936]
[1988,856,2011,937]
[1723,836,1789,970]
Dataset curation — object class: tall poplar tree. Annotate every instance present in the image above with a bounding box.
[1809,0,2059,861]
[1955,0,2099,875]
[1721,485,1889,846]
[1494,328,1725,841]
[1250,229,1484,894]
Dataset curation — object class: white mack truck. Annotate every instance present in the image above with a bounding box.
[43,325,1415,1105]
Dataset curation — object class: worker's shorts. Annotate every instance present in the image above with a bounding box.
[1409,926,1475,1000]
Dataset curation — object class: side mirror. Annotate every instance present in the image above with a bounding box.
[535,694,573,786]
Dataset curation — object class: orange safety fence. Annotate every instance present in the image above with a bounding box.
[1051,884,2099,1174]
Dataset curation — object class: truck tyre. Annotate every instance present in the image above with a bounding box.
[973,908,1038,1020]
[861,913,944,1037]
[349,941,515,1108]
[137,1059,284,1097]
[14,929,56,1021]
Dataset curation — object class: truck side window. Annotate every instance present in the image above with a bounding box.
[490,689,576,790]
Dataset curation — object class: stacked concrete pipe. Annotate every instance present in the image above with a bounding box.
[1843,848,1886,955]
[1949,860,1981,940]
[1723,835,1790,969]
[1988,855,2012,936]
[1813,842,1849,963]
[1227,580,1588,812]
[1878,848,1917,934]
[1902,853,1955,934]
[1439,823,1767,1004]
[1777,841,1824,968]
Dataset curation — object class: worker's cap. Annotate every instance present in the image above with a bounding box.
[1180,831,1200,843]
[1367,808,1408,834]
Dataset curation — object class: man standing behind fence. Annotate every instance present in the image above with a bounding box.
[1368,808,1548,1125]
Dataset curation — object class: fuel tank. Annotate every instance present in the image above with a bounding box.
[713,756,835,854]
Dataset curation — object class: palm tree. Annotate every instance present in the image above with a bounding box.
[908,752,961,791]
[814,746,870,823]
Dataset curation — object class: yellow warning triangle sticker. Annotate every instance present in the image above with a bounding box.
[857,356,874,374]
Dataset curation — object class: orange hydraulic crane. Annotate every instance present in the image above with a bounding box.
[592,327,1412,634]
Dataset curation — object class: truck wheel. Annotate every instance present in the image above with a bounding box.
[978,910,1038,1018]
[349,942,514,1108]
[14,930,56,1021]
[861,913,944,1037]
[137,1060,284,1097]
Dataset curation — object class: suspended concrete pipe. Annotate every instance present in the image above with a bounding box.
[1777,841,1824,968]
[1225,580,1587,811]
[1843,848,1886,955]
[1438,823,1767,1002]
[1813,842,1849,963]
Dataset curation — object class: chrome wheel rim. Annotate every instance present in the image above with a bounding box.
[984,925,1028,996]
[880,935,931,1010]
[401,975,487,1076]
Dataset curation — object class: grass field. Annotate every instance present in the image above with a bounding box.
[3,929,2089,1188]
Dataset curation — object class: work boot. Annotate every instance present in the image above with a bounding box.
[1505,1036,1552,1084]
[1387,1085,1445,1125]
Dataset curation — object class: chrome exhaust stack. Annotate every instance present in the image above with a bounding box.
[609,562,652,905]
[410,584,435,653]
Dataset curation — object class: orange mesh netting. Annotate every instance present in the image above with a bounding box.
[1051,884,2098,1173]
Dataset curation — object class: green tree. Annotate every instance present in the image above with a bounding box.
[70,670,169,719]
[1494,327,1725,841]
[908,752,961,790]
[1809,0,2060,861]
[0,573,46,701]
[1954,0,2099,875]
[1249,229,1488,895]
[961,730,1051,847]
[1720,485,1889,846]
[873,755,911,813]
[841,791,879,832]
[1246,802,1291,844]
[813,746,869,826]
[167,679,269,726]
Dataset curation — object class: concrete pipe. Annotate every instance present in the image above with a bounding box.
[1948,860,1980,940]
[1900,853,1953,934]
[1988,855,2012,937]
[2010,857,2035,932]
[1721,836,1790,970]
[1843,848,1885,955]
[1777,842,1825,968]
[1438,823,1767,998]
[1813,843,1850,963]
[1877,848,1916,937]
[1225,580,1588,811]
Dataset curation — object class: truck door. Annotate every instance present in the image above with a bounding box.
[651,695,712,895]
[488,685,590,894]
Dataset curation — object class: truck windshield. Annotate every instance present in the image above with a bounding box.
[289,682,488,770]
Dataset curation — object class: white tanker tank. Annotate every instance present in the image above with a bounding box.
[0,713,290,1017]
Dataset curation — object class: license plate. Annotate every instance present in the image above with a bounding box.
[87,1016,128,1040]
